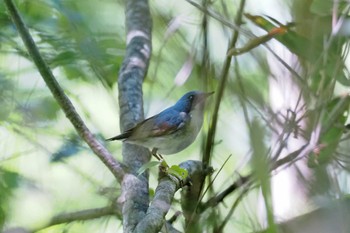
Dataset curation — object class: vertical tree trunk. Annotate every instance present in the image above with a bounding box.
[117,0,152,232]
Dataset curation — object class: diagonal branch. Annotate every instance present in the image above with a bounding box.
[185,0,252,38]
[134,175,178,233]
[32,205,120,232]
[134,160,206,233]
[3,0,126,182]
[201,144,309,211]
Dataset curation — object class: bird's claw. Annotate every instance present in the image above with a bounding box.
[151,148,164,161]
[150,148,187,187]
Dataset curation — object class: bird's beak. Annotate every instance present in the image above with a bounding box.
[200,91,214,100]
[204,91,214,97]
[194,91,214,105]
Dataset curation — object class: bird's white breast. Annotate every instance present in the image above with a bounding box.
[155,108,204,154]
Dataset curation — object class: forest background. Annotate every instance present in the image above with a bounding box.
[1,0,350,232]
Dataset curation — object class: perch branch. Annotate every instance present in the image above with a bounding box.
[116,0,152,232]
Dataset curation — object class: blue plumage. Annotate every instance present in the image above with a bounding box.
[107,91,213,156]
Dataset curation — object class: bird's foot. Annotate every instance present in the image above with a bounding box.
[159,159,170,173]
[150,148,169,172]
[154,153,164,161]
[159,162,188,188]
[150,149,187,186]
[151,148,164,161]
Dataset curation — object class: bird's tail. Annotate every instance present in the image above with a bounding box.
[106,131,132,141]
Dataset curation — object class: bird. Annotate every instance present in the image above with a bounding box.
[107,91,213,159]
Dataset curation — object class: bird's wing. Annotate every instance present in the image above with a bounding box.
[133,110,190,138]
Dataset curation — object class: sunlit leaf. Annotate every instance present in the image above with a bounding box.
[168,165,188,180]
[245,13,315,60]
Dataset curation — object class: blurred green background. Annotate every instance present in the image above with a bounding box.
[1,0,350,232]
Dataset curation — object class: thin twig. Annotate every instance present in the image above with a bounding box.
[32,206,119,232]
[185,0,253,38]
[199,1,246,230]
[201,144,308,210]
[215,185,252,233]
[203,0,246,165]
[4,0,126,182]
[201,174,251,212]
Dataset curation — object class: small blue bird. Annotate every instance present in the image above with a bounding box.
[107,91,213,157]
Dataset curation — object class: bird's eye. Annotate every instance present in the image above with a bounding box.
[189,95,194,100]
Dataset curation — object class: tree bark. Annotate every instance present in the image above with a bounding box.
[117,0,152,232]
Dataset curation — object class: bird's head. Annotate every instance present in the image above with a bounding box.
[174,91,214,113]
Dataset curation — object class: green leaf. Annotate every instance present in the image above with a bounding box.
[50,50,79,67]
[308,95,350,167]
[137,161,161,176]
[245,13,315,60]
[168,165,188,180]
[0,169,21,229]
[249,119,277,231]
[310,0,333,16]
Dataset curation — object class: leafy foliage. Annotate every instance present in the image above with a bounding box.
[0,169,20,230]
[1,0,350,232]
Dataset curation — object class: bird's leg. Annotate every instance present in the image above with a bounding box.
[151,148,164,161]
[151,148,169,172]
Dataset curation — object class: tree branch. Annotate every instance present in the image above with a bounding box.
[180,161,211,217]
[134,160,206,233]
[3,0,126,182]
[203,0,246,165]
[134,174,178,233]
[181,160,213,229]
[32,205,120,232]
[185,0,252,37]
[48,206,119,226]
[117,0,152,232]
[201,144,309,211]
[200,174,251,212]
